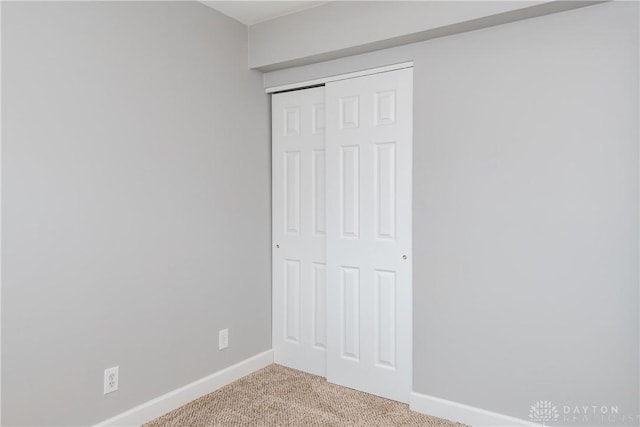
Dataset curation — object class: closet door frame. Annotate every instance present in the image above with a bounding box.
[265,62,414,94]
[270,62,414,402]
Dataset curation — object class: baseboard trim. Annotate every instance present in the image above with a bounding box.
[95,350,274,427]
[410,392,539,427]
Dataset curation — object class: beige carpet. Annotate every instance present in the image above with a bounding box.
[145,364,466,427]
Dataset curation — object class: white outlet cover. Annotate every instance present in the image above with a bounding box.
[219,329,229,350]
[104,366,119,394]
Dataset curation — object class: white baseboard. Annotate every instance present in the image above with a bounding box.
[410,392,539,427]
[95,350,274,427]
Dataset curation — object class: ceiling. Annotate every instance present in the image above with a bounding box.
[202,1,329,26]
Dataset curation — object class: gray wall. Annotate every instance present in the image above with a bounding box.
[265,2,639,424]
[1,2,270,426]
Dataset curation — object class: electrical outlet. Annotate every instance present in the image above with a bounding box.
[104,366,119,395]
[219,328,229,350]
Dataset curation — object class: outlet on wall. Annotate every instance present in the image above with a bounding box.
[104,366,119,394]
[219,328,229,350]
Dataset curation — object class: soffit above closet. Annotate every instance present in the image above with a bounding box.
[247,0,603,71]
[201,1,329,25]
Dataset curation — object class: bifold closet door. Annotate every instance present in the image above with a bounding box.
[325,68,413,403]
[272,87,327,376]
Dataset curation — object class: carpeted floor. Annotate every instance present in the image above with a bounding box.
[144,364,466,427]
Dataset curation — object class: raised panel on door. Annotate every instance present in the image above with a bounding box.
[326,67,413,403]
[272,87,327,377]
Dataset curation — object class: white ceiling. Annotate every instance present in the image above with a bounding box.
[202,1,329,26]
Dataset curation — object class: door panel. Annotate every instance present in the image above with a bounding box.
[326,68,413,403]
[273,87,327,376]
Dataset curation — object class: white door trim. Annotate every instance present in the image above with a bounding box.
[0,2,4,422]
[265,61,414,94]
[270,64,414,405]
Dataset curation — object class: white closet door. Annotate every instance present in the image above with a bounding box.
[325,68,413,402]
[272,87,327,376]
